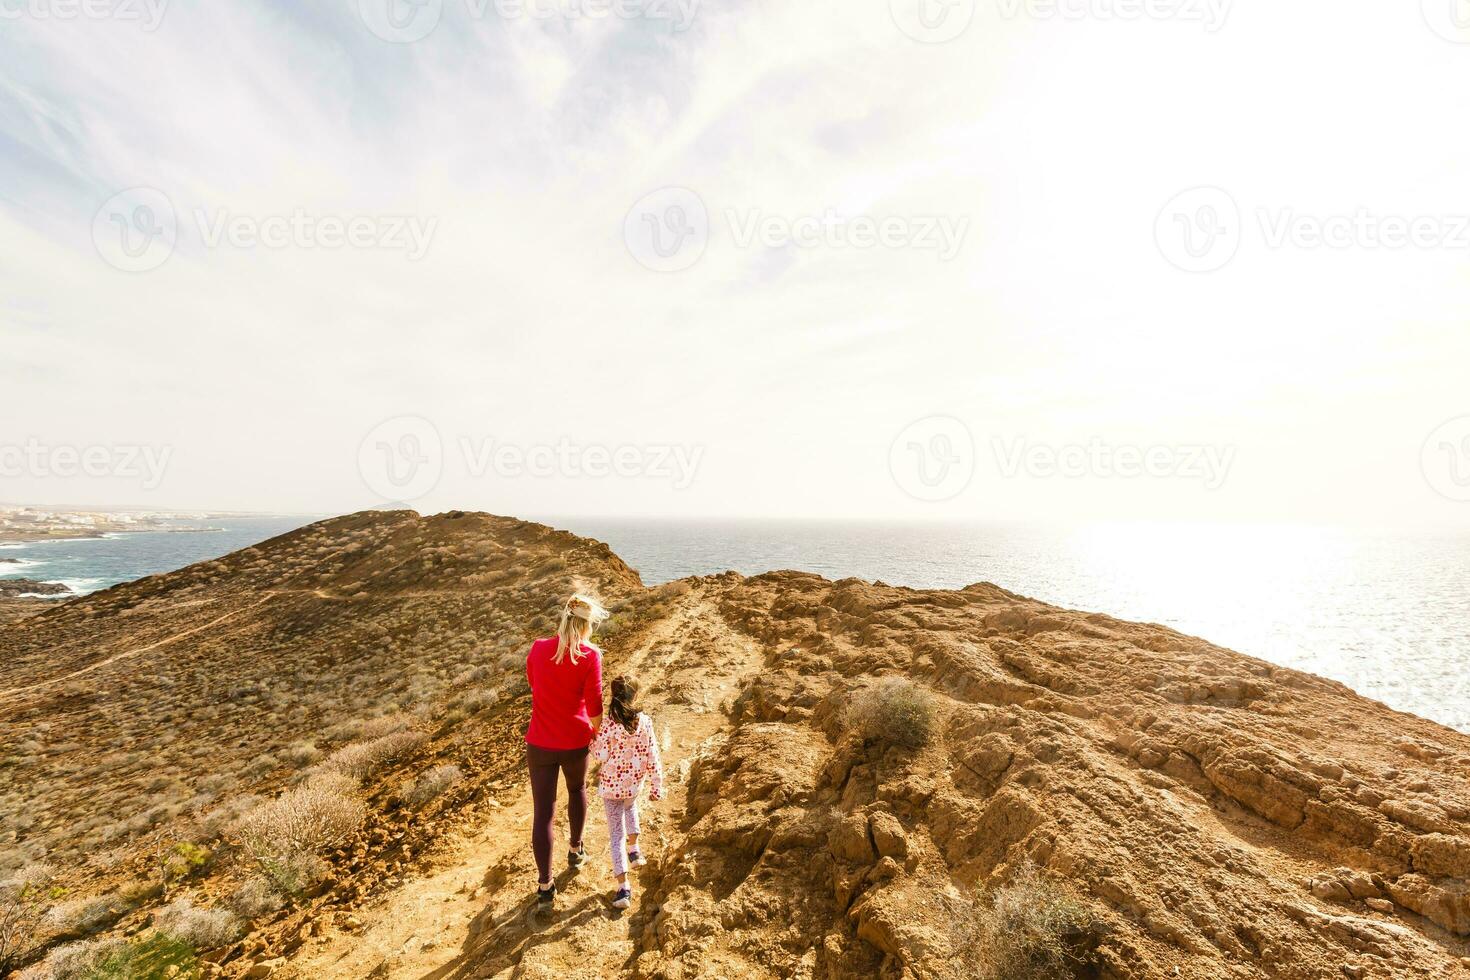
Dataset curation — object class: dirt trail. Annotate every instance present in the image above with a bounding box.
[0,593,284,700]
[287,582,767,980]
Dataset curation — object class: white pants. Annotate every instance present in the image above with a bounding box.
[603,797,641,876]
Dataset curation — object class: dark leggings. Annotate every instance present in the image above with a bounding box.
[527,744,589,886]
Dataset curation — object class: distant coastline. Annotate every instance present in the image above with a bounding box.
[0,504,293,545]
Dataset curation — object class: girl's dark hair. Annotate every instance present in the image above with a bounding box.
[609,676,640,733]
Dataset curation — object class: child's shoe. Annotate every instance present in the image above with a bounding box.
[627,849,647,868]
[568,844,587,869]
[612,886,632,909]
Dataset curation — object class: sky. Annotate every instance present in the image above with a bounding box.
[1,0,1469,525]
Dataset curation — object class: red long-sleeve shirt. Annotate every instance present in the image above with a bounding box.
[524,637,603,750]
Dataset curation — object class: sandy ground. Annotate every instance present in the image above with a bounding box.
[287,583,764,980]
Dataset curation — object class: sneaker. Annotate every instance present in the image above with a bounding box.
[536,882,556,907]
[612,886,632,909]
[627,849,646,868]
[568,844,587,869]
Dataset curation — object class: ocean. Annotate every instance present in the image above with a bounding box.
[556,518,1470,735]
[2,515,1465,734]
[0,517,313,595]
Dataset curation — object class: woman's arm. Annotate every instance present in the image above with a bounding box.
[590,721,611,762]
[584,650,604,733]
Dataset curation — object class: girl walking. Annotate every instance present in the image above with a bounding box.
[525,594,607,907]
[590,675,664,909]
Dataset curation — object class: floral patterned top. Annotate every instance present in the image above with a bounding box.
[590,712,664,801]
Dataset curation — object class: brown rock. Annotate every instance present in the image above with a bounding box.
[828,813,875,864]
[868,812,908,859]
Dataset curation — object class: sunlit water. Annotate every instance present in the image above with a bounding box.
[3,516,1465,734]
[554,519,1470,734]
[0,517,313,594]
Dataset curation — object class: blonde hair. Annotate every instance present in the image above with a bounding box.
[554,593,608,665]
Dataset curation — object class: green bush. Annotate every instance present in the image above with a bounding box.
[86,933,200,979]
[847,678,936,749]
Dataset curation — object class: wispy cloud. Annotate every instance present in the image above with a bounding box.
[1,1,1467,524]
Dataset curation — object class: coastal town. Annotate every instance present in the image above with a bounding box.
[0,505,215,542]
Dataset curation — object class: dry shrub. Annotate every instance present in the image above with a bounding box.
[957,861,1101,979]
[0,863,55,973]
[235,784,364,866]
[44,893,121,937]
[848,678,936,749]
[322,731,428,781]
[40,936,125,980]
[153,897,240,949]
[200,795,261,841]
[227,877,284,920]
[281,741,322,767]
[297,771,357,796]
[358,714,413,740]
[400,765,463,807]
[460,688,500,714]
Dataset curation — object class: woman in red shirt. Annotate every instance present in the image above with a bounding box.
[525,593,606,905]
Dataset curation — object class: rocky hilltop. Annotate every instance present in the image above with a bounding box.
[1,511,1467,979]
